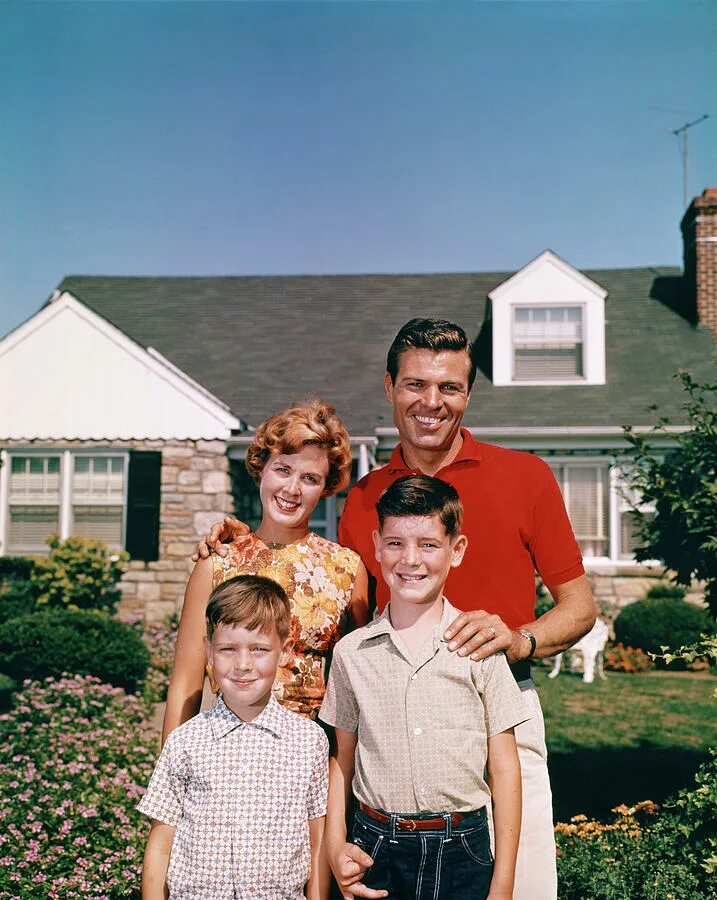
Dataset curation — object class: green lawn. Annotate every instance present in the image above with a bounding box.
[534,666,717,821]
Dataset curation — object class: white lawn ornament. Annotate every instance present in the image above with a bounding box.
[548,618,609,684]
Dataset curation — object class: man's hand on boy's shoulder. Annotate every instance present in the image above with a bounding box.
[329,842,388,899]
[444,610,528,664]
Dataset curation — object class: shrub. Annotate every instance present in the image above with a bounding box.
[0,674,157,898]
[31,534,128,614]
[555,801,708,899]
[0,556,42,624]
[0,609,150,693]
[614,597,716,658]
[647,582,687,602]
[603,641,654,673]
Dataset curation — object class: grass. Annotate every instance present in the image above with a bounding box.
[534,666,717,821]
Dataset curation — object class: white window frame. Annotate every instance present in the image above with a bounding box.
[609,465,659,564]
[547,458,610,563]
[0,448,129,555]
[543,455,662,567]
[511,303,585,382]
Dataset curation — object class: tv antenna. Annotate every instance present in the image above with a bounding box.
[671,114,708,208]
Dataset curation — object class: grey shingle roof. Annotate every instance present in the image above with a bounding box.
[57,268,716,435]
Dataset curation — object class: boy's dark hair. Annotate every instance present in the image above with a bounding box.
[385,318,477,389]
[206,575,291,642]
[376,475,463,539]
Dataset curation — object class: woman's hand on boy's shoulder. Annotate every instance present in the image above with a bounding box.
[329,842,388,899]
[191,516,250,561]
[444,610,526,663]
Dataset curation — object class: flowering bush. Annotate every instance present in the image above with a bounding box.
[0,675,157,898]
[138,615,179,705]
[603,641,654,673]
[555,801,704,898]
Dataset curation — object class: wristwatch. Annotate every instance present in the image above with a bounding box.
[518,629,537,659]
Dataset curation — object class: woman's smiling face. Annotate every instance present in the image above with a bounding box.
[258,445,329,539]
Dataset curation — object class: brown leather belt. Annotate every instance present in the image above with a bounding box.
[359,802,465,832]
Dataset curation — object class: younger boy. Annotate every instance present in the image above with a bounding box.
[139,574,329,900]
[320,476,527,900]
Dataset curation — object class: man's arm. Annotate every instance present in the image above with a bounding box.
[141,820,175,900]
[444,573,597,663]
[325,729,387,900]
[191,515,249,561]
[485,730,521,900]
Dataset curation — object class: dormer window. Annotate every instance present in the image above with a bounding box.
[488,250,606,387]
[513,306,584,380]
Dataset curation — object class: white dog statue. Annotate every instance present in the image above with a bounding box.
[548,618,609,684]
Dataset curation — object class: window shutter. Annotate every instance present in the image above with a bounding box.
[126,450,161,562]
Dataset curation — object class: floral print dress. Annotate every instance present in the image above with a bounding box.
[212,531,361,718]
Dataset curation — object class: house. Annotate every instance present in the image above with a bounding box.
[1,189,715,620]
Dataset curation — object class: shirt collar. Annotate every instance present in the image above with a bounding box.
[360,598,460,651]
[208,694,285,741]
[387,429,482,474]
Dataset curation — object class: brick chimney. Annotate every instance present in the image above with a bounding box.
[681,187,717,338]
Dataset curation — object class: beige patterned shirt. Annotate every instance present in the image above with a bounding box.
[138,696,328,899]
[320,599,528,815]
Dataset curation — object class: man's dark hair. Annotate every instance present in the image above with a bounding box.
[385,318,477,389]
[376,475,463,539]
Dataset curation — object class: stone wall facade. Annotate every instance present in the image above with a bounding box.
[119,438,233,622]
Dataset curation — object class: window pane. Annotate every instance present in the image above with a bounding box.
[514,346,583,379]
[7,505,59,555]
[551,464,608,557]
[72,506,123,547]
[73,456,125,502]
[9,456,61,502]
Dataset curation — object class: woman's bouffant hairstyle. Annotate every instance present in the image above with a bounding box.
[245,399,352,496]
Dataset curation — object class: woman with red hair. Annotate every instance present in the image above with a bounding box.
[162,399,369,742]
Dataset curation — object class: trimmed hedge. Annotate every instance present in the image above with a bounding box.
[0,609,150,693]
[614,597,715,658]
[0,556,41,624]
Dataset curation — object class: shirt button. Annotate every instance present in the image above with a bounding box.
[420,785,427,794]
[414,727,422,736]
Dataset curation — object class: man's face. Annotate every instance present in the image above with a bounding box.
[385,348,471,455]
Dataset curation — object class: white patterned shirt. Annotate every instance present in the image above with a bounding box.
[320,598,528,814]
[138,695,328,899]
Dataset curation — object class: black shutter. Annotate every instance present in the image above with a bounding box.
[125,450,161,562]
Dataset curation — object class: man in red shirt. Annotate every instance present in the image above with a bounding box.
[338,318,595,899]
[199,318,596,899]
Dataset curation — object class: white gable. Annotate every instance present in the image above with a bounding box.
[0,293,240,440]
[488,250,607,386]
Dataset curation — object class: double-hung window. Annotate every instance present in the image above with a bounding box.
[513,306,584,381]
[549,462,609,559]
[7,455,62,555]
[3,450,161,560]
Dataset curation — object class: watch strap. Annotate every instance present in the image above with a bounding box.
[518,629,537,659]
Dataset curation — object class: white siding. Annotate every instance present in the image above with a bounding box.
[0,294,239,440]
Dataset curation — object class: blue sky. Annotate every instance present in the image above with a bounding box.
[1,0,715,336]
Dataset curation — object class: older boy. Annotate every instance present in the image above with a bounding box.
[320,476,527,900]
[139,574,329,900]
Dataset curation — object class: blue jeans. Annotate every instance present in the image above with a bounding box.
[350,807,494,900]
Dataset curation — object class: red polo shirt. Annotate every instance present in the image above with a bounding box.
[339,430,584,627]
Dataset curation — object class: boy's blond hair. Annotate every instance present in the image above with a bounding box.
[206,574,291,641]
